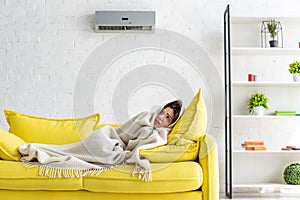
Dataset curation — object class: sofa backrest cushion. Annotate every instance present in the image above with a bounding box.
[4,110,100,145]
[0,128,25,161]
[167,88,207,144]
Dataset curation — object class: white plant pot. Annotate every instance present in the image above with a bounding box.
[253,106,265,116]
[293,74,300,82]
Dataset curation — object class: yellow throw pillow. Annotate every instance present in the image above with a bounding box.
[139,136,206,162]
[0,128,25,161]
[4,110,100,145]
[140,89,207,162]
[167,88,207,144]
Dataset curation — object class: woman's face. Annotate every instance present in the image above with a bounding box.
[154,107,175,128]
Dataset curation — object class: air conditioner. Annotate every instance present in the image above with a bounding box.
[95,10,155,32]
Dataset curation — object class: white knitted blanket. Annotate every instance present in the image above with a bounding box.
[18,111,172,181]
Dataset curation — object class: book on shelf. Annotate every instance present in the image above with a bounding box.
[286,146,300,150]
[241,140,266,151]
[242,140,264,146]
[245,146,267,151]
[241,144,264,148]
[282,147,292,151]
[281,146,300,150]
[275,111,296,116]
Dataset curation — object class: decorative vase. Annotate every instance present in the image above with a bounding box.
[269,40,278,47]
[293,74,300,82]
[253,106,265,116]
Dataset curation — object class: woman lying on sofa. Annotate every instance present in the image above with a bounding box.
[18,100,183,182]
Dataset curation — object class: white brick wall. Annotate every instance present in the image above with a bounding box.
[0,0,226,127]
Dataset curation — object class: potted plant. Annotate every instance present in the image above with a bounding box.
[267,19,278,47]
[283,163,300,185]
[248,93,269,115]
[289,60,300,82]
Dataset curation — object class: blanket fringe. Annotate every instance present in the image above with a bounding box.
[38,166,111,178]
[132,164,152,182]
[21,162,151,182]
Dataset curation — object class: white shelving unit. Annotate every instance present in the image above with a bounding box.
[232,47,300,56]
[230,14,300,193]
[232,82,300,87]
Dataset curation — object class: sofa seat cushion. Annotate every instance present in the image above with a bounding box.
[0,160,202,193]
[0,190,203,200]
[83,161,203,193]
[0,160,83,190]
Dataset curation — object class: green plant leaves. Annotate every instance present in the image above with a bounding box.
[248,93,269,114]
[283,163,300,185]
[267,19,278,39]
[289,61,300,74]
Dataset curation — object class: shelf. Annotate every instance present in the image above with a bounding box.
[232,47,300,55]
[233,183,300,194]
[231,16,300,24]
[232,81,300,87]
[233,150,300,154]
[232,115,300,119]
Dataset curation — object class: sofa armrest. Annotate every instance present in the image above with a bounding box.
[199,134,219,200]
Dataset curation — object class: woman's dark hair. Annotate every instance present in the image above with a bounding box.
[163,100,182,123]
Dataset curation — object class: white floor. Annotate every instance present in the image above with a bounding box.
[220,193,300,200]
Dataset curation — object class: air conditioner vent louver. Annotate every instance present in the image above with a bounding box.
[95,11,155,32]
[97,25,153,31]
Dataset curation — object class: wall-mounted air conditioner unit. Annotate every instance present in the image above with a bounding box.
[95,10,155,32]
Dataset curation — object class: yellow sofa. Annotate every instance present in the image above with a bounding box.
[0,134,219,200]
[0,90,219,200]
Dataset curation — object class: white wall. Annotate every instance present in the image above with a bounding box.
[0,0,226,121]
[1,0,300,194]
